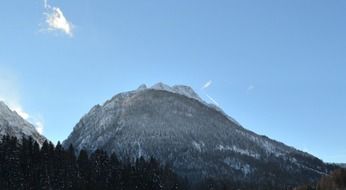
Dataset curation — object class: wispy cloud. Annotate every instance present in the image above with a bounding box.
[42,0,73,37]
[13,107,30,120]
[44,0,48,8]
[0,69,44,134]
[34,119,44,135]
[201,80,220,106]
[202,80,212,89]
[206,94,219,106]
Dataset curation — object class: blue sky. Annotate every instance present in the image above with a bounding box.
[0,0,345,163]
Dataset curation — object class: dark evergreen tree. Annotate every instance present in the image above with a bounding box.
[64,144,78,189]
[109,152,122,189]
[0,135,188,190]
[39,140,52,190]
[0,136,24,189]
[51,141,65,189]
[89,149,111,190]
[76,149,91,190]
[20,137,35,190]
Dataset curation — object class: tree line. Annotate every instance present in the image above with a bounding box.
[1,135,344,190]
[293,168,346,190]
[0,136,187,190]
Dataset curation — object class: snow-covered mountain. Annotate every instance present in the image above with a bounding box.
[0,101,46,145]
[63,83,335,187]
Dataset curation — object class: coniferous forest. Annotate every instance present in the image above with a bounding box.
[1,135,345,190]
[0,136,187,190]
[0,135,264,190]
[293,168,346,190]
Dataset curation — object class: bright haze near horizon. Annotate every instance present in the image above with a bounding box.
[0,0,345,163]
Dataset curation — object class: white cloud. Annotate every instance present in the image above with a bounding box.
[13,107,30,120]
[0,69,44,134]
[201,80,220,106]
[206,94,219,106]
[35,121,44,135]
[202,80,212,89]
[43,0,73,36]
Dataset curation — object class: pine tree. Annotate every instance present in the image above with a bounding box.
[77,149,91,190]
[39,140,52,189]
[64,144,78,190]
[90,149,111,190]
[0,135,187,190]
[109,152,122,189]
[51,141,65,189]
[20,137,36,190]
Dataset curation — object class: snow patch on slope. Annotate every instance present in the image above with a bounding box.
[0,101,46,145]
[192,141,205,152]
[217,144,261,159]
[149,83,241,126]
[150,82,203,102]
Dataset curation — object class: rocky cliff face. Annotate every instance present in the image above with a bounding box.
[63,83,335,186]
[0,101,46,145]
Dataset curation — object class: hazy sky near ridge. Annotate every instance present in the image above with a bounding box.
[0,0,345,163]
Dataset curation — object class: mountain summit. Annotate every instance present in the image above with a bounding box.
[0,101,46,145]
[63,83,335,187]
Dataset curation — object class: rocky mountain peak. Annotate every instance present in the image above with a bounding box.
[63,83,335,186]
[0,101,14,115]
[0,101,46,145]
[136,84,147,91]
[139,82,203,102]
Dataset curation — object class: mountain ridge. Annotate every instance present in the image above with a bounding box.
[63,83,336,187]
[0,101,46,145]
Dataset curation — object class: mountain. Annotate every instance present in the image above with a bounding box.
[63,83,336,188]
[0,101,46,145]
